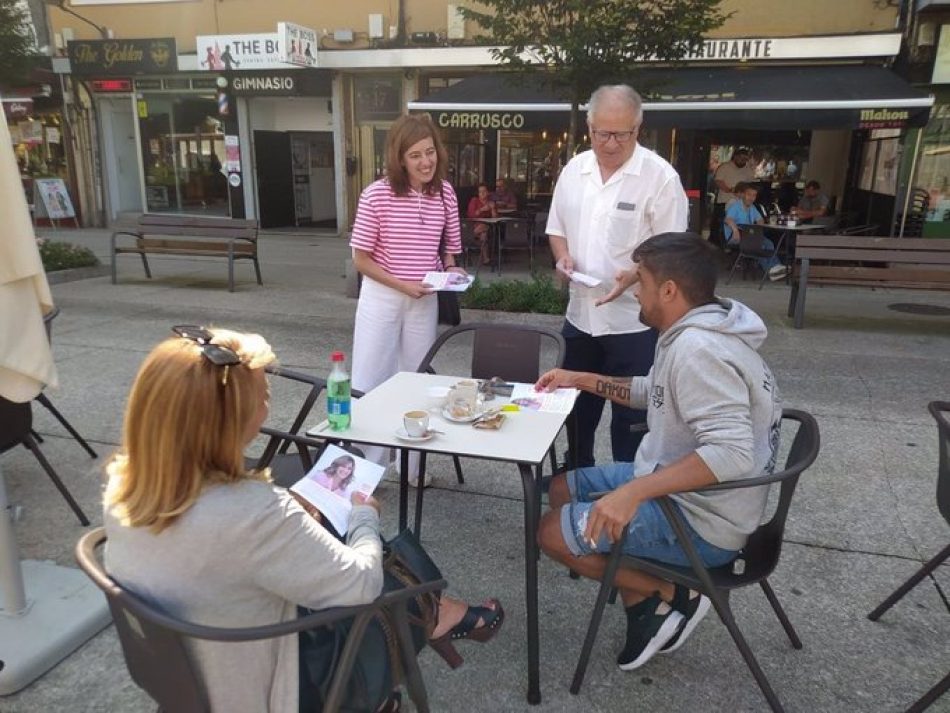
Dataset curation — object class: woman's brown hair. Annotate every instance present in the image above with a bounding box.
[105,329,275,533]
[385,113,448,196]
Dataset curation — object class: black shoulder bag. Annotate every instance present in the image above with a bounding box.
[437,186,462,326]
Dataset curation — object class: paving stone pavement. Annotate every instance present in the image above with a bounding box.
[2,227,949,712]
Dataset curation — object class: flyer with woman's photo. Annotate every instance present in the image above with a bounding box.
[290,444,385,534]
[423,271,474,291]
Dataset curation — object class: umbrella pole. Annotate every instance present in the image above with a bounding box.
[0,462,111,695]
[0,463,27,614]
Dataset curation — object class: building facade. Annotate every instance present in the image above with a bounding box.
[43,0,928,237]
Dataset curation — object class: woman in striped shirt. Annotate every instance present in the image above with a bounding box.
[350,114,464,484]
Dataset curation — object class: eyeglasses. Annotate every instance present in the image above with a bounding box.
[590,129,637,144]
[172,324,241,385]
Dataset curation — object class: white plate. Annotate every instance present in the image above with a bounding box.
[395,426,435,443]
[441,406,481,423]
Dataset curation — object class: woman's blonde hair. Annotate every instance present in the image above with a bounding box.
[105,328,275,533]
[385,113,448,196]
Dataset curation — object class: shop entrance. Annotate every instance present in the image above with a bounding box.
[98,97,143,220]
[254,130,335,229]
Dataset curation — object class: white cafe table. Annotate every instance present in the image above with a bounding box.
[308,371,574,705]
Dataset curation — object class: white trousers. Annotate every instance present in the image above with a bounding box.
[352,276,438,474]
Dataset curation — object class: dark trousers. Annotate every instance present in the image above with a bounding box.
[562,320,657,468]
[709,202,727,248]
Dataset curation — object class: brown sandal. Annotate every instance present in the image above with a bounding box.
[428,599,505,669]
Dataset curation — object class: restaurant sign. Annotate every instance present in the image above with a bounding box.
[67,38,176,76]
[437,112,526,130]
[858,108,910,129]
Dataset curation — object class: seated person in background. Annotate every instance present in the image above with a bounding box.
[536,232,783,674]
[724,183,787,281]
[491,177,518,211]
[104,327,504,713]
[795,180,830,223]
[467,182,497,265]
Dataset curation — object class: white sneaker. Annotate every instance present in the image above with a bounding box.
[768,264,789,281]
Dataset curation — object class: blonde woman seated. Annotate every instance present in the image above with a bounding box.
[103,326,504,713]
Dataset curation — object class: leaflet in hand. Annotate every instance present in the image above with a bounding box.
[509,383,579,414]
[557,265,602,288]
[423,271,474,292]
[290,444,385,535]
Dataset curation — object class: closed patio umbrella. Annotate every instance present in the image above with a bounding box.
[0,111,108,696]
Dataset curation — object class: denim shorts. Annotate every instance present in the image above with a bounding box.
[559,462,738,568]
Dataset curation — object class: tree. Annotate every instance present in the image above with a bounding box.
[0,0,36,89]
[460,0,729,155]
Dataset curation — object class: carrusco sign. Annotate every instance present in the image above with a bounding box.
[438,112,525,129]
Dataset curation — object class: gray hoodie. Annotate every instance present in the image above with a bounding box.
[630,298,782,551]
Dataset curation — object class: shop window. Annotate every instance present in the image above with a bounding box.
[10,113,69,207]
[917,103,950,222]
[137,94,228,215]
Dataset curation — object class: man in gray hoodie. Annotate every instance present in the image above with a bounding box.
[536,231,783,673]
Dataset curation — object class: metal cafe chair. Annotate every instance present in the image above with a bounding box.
[412,322,566,533]
[570,409,820,713]
[726,224,785,290]
[867,401,950,713]
[0,395,90,525]
[76,527,445,713]
[33,306,98,459]
[246,364,365,488]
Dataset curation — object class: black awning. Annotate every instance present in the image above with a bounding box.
[409,66,934,131]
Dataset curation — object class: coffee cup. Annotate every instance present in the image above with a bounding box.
[403,410,429,438]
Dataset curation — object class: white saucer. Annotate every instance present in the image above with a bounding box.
[441,406,481,423]
[395,427,435,443]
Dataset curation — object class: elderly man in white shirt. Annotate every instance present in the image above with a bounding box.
[546,84,688,468]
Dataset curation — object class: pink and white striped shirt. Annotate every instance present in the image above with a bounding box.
[350,179,462,282]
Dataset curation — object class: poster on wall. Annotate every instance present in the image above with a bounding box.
[224,135,240,172]
[277,22,318,68]
[34,178,77,222]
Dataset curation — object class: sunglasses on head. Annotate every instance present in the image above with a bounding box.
[172,324,241,384]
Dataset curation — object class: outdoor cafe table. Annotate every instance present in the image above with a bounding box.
[472,216,514,273]
[308,370,575,705]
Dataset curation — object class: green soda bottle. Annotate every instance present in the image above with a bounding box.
[327,351,351,431]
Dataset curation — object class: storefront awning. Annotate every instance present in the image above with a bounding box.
[409,66,934,131]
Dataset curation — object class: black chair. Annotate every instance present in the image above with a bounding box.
[75,527,444,713]
[571,409,820,713]
[0,395,90,525]
[726,224,784,290]
[458,220,485,273]
[412,322,566,531]
[497,219,534,273]
[246,365,364,488]
[32,306,98,459]
[867,401,950,713]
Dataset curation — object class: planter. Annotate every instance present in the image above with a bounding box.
[46,265,110,285]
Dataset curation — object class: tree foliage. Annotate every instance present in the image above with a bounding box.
[0,0,36,89]
[460,0,729,152]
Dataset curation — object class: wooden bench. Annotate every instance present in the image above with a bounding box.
[111,214,262,292]
[788,234,950,328]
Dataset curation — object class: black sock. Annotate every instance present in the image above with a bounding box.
[670,584,691,615]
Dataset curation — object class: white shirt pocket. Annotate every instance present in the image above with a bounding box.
[605,206,641,258]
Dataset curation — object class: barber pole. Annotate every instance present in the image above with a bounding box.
[217,90,229,116]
